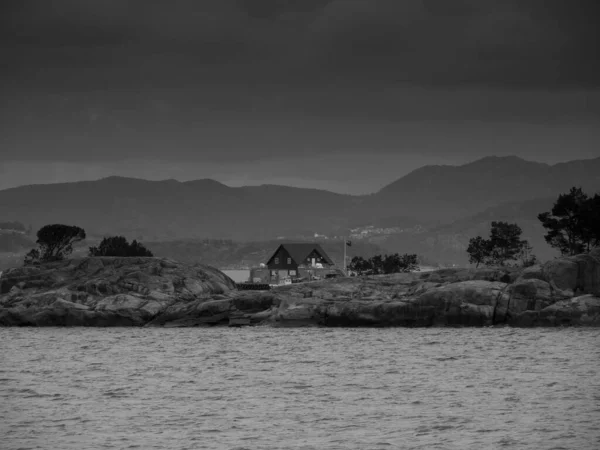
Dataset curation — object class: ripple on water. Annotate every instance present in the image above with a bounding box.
[1,327,599,450]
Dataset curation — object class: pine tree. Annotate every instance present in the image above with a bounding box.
[538,187,598,255]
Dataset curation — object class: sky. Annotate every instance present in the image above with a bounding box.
[1,0,599,194]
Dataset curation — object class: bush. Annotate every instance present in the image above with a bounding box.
[89,236,153,257]
[348,253,419,276]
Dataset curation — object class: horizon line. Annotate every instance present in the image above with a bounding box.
[1,154,599,195]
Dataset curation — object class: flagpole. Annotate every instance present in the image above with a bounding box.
[343,235,347,276]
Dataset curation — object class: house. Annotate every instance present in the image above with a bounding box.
[250,243,340,284]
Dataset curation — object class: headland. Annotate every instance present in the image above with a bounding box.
[1,250,599,327]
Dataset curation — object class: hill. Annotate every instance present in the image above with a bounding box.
[374,196,560,266]
[1,156,599,266]
[0,177,358,240]
[367,156,600,222]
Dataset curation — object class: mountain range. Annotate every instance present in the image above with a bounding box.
[1,155,599,266]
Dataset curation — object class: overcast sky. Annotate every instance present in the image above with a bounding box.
[1,0,599,193]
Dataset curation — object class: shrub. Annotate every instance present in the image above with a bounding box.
[348,253,419,276]
[89,236,153,257]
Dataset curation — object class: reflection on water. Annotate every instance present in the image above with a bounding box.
[1,328,599,449]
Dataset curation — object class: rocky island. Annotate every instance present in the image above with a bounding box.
[1,250,599,327]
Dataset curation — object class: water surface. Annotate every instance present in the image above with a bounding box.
[1,328,599,449]
[221,269,250,283]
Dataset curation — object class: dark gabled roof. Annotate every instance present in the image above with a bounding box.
[266,243,334,266]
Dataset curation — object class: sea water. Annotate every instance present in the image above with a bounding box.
[221,270,251,283]
[1,327,599,449]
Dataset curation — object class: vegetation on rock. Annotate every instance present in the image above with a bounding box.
[467,221,534,267]
[89,236,153,257]
[466,236,490,268]
[538,187,600,255]
[24,224,86,265]
[348,253,419,276]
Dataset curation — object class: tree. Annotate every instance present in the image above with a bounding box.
[391,253,419,273]
[348,253,419,276]
[347,256,371,276]
[488,221,526,265]
[466,221,532,267]
[370,254,384,274]
[24,224,86,265]
[89,236,153,257]
[466,236,491,268]
[538,187,599,255]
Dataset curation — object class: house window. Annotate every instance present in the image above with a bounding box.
[274,257,279,264]
[289,270,296,276]
[287,257,291,264]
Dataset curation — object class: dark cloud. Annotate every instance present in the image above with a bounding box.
[0,0,599,187]
[236,0,331,20]
[302,0,600,87]
[1,0,598,89]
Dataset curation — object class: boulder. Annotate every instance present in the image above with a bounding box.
[415,280,509,326]
[573,251,600,296]
[271,297,324,327]
[518,264,545,281]
[153,298,234,327]
[542,258,579,296]
[509,295,600,327]
[538,295,600,326]
[506,278,554,316]
[320,300,434,327]
[540,250,600,297]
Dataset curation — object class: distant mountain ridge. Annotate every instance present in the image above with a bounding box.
[0,175,356,240]
[1,156,599,264]
[371,155,600,221]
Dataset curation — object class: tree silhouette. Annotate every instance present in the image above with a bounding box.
[538,187,599,255]
[89,236,153,257]
[466,236,490,268]
[24,224,86,265]
[467,221,532,267]
[348,253,418,275]
[488,221,526,265]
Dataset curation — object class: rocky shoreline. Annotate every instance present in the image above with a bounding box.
[1,251,599,327]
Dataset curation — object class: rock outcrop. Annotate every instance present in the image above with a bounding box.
[0,257,236,326]
[1,251,599,327]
